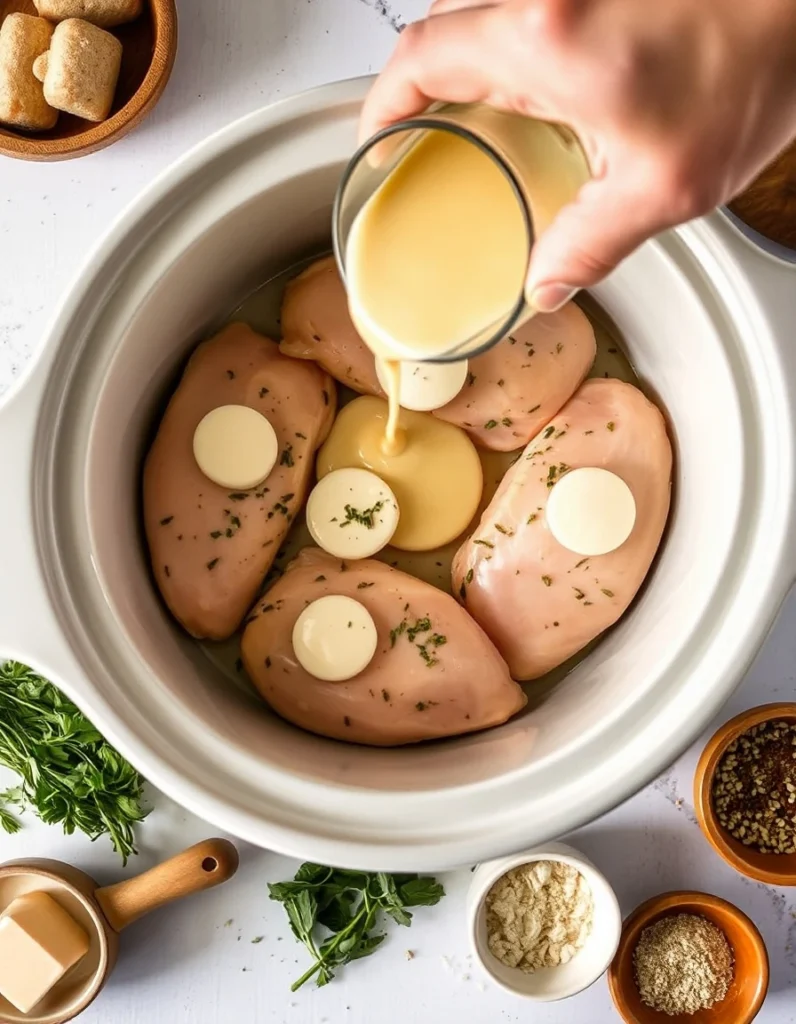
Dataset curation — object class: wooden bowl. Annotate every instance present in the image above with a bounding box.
[0,0,177,160]
[0,840,238,1023]
[607,891,769,1024]
[728,140,796,253]
[693,703,796,885]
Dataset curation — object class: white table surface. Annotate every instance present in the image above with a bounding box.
[0,1,795,1021]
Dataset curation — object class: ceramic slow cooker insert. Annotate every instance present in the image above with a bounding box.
[1,79,795,870]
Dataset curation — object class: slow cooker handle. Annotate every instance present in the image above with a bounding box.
[0,363,86,696]
[710,215,796,589]
[754,253,796,590]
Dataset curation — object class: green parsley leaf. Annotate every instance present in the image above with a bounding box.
[340,501,384,529]
[269,863,444,991]
[0,661,148,863]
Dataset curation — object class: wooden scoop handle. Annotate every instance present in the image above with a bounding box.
[95,838,239,932]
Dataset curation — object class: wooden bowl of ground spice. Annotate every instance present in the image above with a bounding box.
[694,703,796,885]
[608,891,768,1023]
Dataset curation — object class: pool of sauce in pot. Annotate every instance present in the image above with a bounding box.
[198,258,640,706]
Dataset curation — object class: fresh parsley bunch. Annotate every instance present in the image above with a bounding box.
[269,863,445,990]
[0,661,148,863]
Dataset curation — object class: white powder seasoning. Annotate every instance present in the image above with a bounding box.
[485,860,594,972]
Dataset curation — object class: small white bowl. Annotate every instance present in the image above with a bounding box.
[467,841,622,1001]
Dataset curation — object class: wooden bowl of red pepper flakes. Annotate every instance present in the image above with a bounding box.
[694,703,796,886]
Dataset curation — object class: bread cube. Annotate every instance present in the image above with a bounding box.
[33,0,143,29]
[33,18,122,122]
[0,13,57,131]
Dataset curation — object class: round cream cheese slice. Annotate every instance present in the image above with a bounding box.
[193,404,278,490]
[292,595,378,682]
[307,467,399,559]
[547,467,636,556]
[375,357,469,412]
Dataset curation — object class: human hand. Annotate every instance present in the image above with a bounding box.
[361,0,796,311]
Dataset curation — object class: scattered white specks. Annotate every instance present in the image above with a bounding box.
[653,767,698,823]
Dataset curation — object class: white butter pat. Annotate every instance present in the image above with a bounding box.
[306,467,399,559]
[375,357,468,412]
[193,404,278,490]
[292,595,378,682]
[0,891,90,1013]
[546,466,636,556]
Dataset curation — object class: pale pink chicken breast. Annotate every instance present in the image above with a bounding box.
[143,323,336,640]
[280,256,596,451]
[433,304,596,450]
[241,548,526,746]
[452,379,672,680]
[280,256,382,395]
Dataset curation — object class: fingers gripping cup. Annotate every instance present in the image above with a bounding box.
[333,105,590,363]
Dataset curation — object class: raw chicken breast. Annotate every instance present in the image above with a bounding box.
[433,304,596,450]
[241,548,526,745]
[143,323,336,640]
[280,256,382,395]
[280,256,596,451]
[452,379,672,680]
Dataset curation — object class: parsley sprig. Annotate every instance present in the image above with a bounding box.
[0,661,148,863]
[340,501,385,529]
[268,863,444,990]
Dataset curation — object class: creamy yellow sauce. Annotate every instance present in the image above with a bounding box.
[346,128,528,363]
[316,396,483,552]
[380,359,404,455]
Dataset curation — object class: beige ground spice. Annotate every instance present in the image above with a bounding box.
[485,860,594,972]
[633,913,734,1015]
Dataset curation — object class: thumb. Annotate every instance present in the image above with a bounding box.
[526,174,672,313]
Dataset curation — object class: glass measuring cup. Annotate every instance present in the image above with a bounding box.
[332,103,590,363]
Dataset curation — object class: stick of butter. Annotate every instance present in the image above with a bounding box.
[0,891,90,1012]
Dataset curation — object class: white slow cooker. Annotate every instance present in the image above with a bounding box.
[1,79,795,871]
